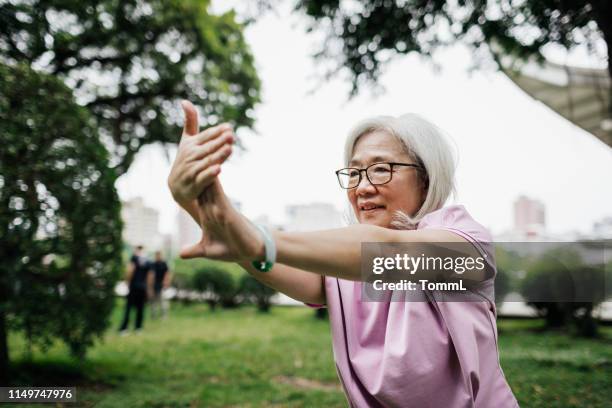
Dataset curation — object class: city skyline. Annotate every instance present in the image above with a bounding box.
[119,194,611,252]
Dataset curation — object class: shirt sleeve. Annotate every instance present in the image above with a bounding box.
[418,205,496,277]
[305,302,326,308]
[303,276,327,308]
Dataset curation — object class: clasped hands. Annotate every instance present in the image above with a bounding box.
[167,101,264,263]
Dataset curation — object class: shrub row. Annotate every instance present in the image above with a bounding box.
[172,258,276,312]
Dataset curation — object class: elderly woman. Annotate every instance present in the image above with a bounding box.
[168,101,519,408]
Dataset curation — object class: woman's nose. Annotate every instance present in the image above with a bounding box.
[355,174,377,195]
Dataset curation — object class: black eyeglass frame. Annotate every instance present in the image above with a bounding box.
[335,162,423,189]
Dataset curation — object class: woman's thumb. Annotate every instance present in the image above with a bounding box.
[180,241,206,259]
[181,100,199,136]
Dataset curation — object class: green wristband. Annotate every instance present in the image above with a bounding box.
[251,260,274,273]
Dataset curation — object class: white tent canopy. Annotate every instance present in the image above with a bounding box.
[500,58,611,148]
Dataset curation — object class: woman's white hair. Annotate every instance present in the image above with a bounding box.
[343,113,457,229]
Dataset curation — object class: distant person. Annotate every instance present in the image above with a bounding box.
[119,245,151,333]
[150,250,172,319]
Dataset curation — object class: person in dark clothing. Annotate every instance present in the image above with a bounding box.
[150,250,172,319]
[119,245,152,333]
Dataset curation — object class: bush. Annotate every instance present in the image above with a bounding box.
[172,258,246,307]
[520,249,607,337]
[171,270,196,305]
[239,275,276,312]
[494,267,512,307]
[494,245,525,307]
[192,265,241,310]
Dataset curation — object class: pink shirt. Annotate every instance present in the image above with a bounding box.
[320,205,519,408]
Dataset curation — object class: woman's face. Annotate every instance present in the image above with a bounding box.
[348,130,425,228]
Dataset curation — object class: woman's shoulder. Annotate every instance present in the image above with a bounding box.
[418,205,497,288]
[417,204,492,243]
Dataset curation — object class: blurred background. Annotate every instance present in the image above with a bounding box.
[1,0,611,407]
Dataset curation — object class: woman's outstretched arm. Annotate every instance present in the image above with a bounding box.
[182,188,481,283]
[179,200,326,305]
[272,226,481,281]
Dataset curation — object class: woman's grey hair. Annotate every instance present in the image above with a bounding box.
[343,113,457,229]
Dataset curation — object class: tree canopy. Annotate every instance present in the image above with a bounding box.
[0,0,261,174]
[0,63,124,382]
[291,0,610,96]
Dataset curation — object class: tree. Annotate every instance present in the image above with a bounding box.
[291,0,610,107]
[0,63,123,384]
[0,1,262,383]
[0,0,261,174]
[520,248,606,337]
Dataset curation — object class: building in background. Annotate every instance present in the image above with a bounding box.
[177,208,201,252]
[513,195,546,237]
[161,233,176,259]
[494,195,558,241]
[121,197,162,251]
[175,198,241,255]
[285,202,343,232]
[252,214,283,230]
[265,202,343,306]
[592,216,612,239]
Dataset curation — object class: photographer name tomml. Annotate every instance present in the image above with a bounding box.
[372,279,467,291]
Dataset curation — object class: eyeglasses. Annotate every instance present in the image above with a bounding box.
[335,162,422,189]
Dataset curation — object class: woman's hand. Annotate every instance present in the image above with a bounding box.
[180,179,265,263]
[167,100,234,207]
[168,100,263,264]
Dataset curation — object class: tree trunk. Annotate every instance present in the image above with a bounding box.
[593,1,612,117]
[0,308,9,386]
[575,303,598,338]
[315,308,328,320]
[257,301,270,313]
[544,303,568,328]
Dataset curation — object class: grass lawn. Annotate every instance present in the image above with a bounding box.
[7,301,612,407]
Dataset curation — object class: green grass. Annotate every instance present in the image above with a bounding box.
[7,302,612,407]
[8,302,344,407]
[497,319,611,407]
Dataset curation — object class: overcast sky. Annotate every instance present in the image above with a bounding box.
[116,2,612,237]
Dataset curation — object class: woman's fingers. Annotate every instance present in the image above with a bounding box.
[192,123,233,146]
[172,101,236,208]
[191,143,232,176]
[188,130,234,162]
[193,163,222,193]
